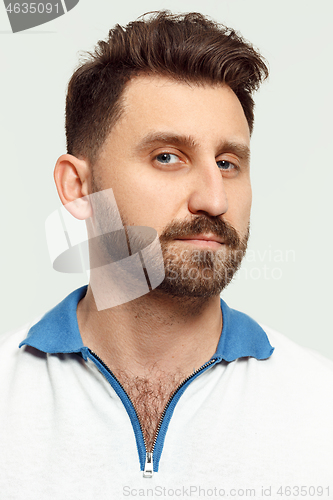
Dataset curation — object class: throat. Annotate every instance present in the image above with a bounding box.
[114,368,187,452]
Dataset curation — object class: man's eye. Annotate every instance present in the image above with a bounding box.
[216,160,237,171]
[155,153,179,164]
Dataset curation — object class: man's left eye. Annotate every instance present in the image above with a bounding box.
[155,153,179,164]
[216,160,236,171]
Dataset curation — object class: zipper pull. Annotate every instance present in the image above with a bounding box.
[143,452,153,478]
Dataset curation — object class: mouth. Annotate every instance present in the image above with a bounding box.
[174,234,225,248]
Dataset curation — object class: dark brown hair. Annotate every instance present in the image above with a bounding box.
[66,10,268,164]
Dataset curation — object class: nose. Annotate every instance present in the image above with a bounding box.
[187,160,228,217]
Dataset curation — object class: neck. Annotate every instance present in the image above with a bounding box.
[77,284,222,379]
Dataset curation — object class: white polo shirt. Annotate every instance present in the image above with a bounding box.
[0,286,332,499]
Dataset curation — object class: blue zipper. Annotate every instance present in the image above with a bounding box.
[86,347,220,476]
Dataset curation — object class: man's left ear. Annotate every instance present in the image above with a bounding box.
[54,154,92,220]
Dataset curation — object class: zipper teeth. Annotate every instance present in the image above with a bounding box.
[88,348,216,456]
[150,358,216,453]
[88,349,149,452]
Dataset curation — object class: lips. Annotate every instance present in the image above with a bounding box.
[175,234,224,244]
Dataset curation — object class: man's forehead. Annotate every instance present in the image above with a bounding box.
[111,74,251,148]
[121,73,236,107]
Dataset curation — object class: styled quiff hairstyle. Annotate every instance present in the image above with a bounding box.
[66,10,268,165]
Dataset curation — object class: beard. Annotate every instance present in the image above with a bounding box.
[89,179,249,303]
[155,215,249,299]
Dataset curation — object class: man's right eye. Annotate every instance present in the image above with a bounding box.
[155,153,179,164]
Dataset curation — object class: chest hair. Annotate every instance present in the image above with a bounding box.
[114,369,188,452]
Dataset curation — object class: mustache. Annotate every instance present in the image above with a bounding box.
[159,216,243,249]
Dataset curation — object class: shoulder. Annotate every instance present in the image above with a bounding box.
[0,318,40,350]
[0,316,44,365]
[258,323,333,385]
[261,323,333,366]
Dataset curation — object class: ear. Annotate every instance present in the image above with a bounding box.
[54,154,93,220]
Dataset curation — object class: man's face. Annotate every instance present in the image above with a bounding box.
[91,75,252,299]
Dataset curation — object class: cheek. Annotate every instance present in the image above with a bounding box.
[226,182,252,228]
[110,179,173,228]
[244,184,252,217]
[240,186,252,222]
[116,170,182,216]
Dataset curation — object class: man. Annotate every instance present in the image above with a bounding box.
[1,10,332,499]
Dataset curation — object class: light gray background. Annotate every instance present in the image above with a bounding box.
[1,0,332,360]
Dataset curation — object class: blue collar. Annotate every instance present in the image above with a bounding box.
[19,285,274,362]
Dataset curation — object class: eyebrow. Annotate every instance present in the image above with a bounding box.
[135,132,250,162]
